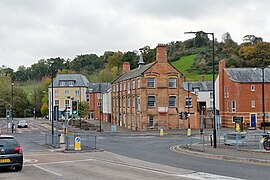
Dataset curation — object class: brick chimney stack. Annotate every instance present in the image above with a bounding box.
[122,62,130,74]
[156,44,167,63]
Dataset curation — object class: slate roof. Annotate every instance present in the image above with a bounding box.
[49,74,89,87]
[183,81,213,91]
[225,68,270,83]
[88,83,111,93]
[112,62,156,83]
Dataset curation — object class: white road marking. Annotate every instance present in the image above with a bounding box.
[23,158,38,163]
[94,158,244,180]
[24,158,93,166]
[33,164,63,177]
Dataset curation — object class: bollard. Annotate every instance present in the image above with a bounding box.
[160,129,164,136]
[210,134,213,146]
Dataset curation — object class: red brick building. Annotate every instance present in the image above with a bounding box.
[88,83,111,121]
[218,60,270,128]
[111,44,200,131]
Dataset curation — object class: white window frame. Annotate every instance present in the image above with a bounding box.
[147,78,155,88]
[55,100,59,106]
[251,85,255,91]
[69,81,74,86]
[148,96,156,107]
[169,96,176,107]
[149,115,154,127]
[232,100,236,112]
[185,97,192,108]
[55,91,59,97]
[65,100,70,107]
[75,90,80,96]
[168,78,177,88]
[132,79,135,89]
[137,79,141,89]
[251,100,255,108]
[65,90,69,97]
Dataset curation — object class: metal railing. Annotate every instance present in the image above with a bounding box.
[65,133,97,151]
[45,134,60,148]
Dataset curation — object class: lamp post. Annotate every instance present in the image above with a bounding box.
[11,82,14,133]
[51,65,54,143]
[99,83,102,132]
[184,31,216,148]
[262,68,265,134]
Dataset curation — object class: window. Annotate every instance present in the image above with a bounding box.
[59,81,65,86]
[127,96,130,108]
[193,88,199,96]
[147,78,155,88]
[251,85,255,91]
[138,79,141,88]
[65,100,70,107]
[55,100,59,106]
[123,97,126,107]
[210,92,213,99]
[55,91,59,97]
[148,96,156,107]
[251,100,255,108]
[120,83,122,91]
[75,90,80,96]
[185,97,192,107]
[232,100,236,112]
[168,78,176,88]
[69,81,74,86]
[124,82,126,91]
[128,81,130,94]
[224,85,228,98]
[65,90,69,97]
[132,79,135,89]
[137,96,140,111]
[149,115,154,127]
[132,96,135,107]
[169,96,176,107]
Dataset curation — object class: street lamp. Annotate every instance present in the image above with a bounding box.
[184,31,217,148]
[50,64,54,143]
[262,68,266,134]
[99,83,102,132]
[11,82,14,133]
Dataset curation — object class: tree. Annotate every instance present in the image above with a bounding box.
[243,35,263,45]
[78,101,89,119]
[194,31,209,47]
[239,42,270,67]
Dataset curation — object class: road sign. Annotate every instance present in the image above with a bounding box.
[74,137,81,150]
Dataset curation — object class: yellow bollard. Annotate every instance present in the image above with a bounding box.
[187,128,192,137]
[160,129,164,136]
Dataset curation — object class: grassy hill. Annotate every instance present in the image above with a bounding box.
[171,55,213,81]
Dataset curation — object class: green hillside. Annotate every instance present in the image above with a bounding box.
[171,55,213,81]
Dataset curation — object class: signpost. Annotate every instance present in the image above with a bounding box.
[74,137,81,151]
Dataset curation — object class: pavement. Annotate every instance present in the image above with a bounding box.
[40,119,270,165]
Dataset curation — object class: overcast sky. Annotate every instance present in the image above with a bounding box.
[1,0,269,70]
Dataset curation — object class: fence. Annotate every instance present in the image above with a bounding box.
[65,133,97,151]
[180,131,269,152]
[45,134,60,148]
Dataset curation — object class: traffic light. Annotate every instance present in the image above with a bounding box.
[184,112,188,119]
[179,112,183,119]
[72,100,78,115]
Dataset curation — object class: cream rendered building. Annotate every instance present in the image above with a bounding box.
[48,74,89,120]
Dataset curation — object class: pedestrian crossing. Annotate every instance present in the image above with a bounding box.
[15,120,53,135]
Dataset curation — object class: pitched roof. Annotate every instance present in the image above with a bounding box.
[225,68,270,83]
[88,83,111,93]
[112,62,156,83]
[183,81,213,91]
[49,74,89,87]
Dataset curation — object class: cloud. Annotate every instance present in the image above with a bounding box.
[0,0,269,70]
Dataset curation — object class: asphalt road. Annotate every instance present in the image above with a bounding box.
[0,118,269,180]
[97,135,270,180]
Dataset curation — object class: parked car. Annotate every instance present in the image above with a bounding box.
[17,120,28,128]
[0,135,23,171]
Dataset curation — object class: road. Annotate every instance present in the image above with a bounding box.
[0,118,268,180]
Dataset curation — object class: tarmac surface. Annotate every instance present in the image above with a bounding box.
[47,119,270,166]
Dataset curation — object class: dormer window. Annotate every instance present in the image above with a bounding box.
[69,81,75,86]
[59,81,65,86]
